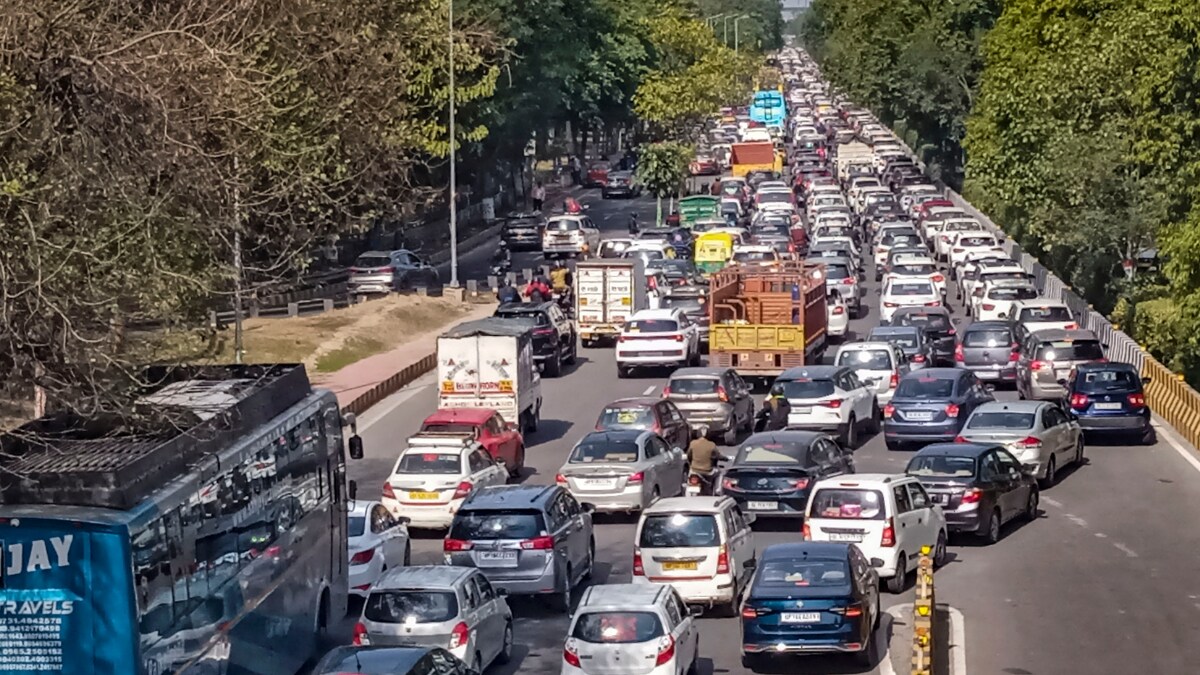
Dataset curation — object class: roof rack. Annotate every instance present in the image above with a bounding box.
[407,432,477,447]
[0,364,312,510]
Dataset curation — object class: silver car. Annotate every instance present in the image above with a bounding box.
[348,249,439,296]
[664,367,755,445]
[444,485,594,613]
[958,400,1084,486]
[1015,328,1107,400]
[355,566,513,672]
[556,430,687,513]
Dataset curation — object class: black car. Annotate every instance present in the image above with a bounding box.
[500,214,544,251]
[884,368,995,451]
[717,430,855,518]
[1065,361,1154,442]
[868,325,935,368]
[602,170,641,198]
[890,307,956,366]
[494,301,576,377]
[649,259,701,288]
[905,443,1038,544]
[313,646,478,675]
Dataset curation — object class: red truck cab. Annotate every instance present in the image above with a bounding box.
[419,408,525,478]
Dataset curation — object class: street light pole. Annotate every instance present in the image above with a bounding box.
[447,0,459,288]
[735,16,748,53]
[723,16,730,45]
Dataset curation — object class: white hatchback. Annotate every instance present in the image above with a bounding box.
[834,342,907,405]
[563,583,700,675]
[879,278,941,323]
[804,474,947,593]
[947,231,1002,269]
[615,309,701,376]
[774,365,879,448]
[974,280,1040,322]
[827,290,850,338]
[381,435,509,528]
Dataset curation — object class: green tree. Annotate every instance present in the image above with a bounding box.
[637,141,693,224]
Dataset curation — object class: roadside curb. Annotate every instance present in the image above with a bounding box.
[341,353,436,417]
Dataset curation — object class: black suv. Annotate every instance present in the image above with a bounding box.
[495,301,577,377]
[501,213,545,251]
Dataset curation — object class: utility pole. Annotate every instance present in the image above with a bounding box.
[735,16,748,53]
[447,0,460,287]
[723,16,730,45]
[232,154,245,365]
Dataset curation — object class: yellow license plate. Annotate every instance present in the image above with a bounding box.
[409,491,439,500]
[663,561,697,571]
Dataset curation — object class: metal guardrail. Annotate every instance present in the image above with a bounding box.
[341,353,437,417]
[911,546,936,675]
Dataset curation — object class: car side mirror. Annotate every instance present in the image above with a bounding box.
[869,557,885,568]
[581,503,596,513]
[348,434,364,460]
[348,480,358,501]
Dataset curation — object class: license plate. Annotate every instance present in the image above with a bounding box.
[663,561,698,571]
[791,406,812,415]
[477,551,519,567]
[781,612,821,623]
[906,411,934,421]
[747,501,777,510]
[581,478,617,489]
[1094,402,1123,410]
[408,491,439,500]
[829,533,862,542]
[1056,370,1071,380]
[977,371,999,379]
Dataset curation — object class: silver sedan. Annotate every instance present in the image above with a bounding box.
[957,400,1084,487]
[555,429,687,513]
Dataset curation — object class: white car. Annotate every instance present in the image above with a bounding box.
[921,210,970,243]
[884,257,947,298]
[381,434,509,528]
[632,497,755,612]
[817,256,862,317]
[616,308,701,377]
[731,245,781,267]
[774,365,880,449]
[956,254,1013,298]
[879,278,941,323]
[543,215,601,258]
[1009,300,1078,336]
[834,342,908,406]
[811,235,860,259]
[947,231,1002,269]
[962,260,1026,302]
[348,500,411,595]
[804,474,947,593]
[974,280,1040,321]
[827,289,850,338]
[562,583,700,675]
[807,194,849,218]
[933,219,986,260]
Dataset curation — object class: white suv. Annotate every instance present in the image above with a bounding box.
[879,278,941,323]
[834,342,907,405]
[773,365,880,449]
[615,308,701,377]
[632,497,756,615]
[803,474,947,593]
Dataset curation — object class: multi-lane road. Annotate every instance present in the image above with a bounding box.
[342,188,1200,674]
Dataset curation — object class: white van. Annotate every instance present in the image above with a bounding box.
[834,342,908,405]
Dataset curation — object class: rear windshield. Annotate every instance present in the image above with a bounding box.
[506,219,539,229]
[668,378,719,394]
[396,452,461,474]
[869,331,918,349]
[450,510,545,540]
[354,255,391,268]
[754,558,851,589]
[547,219,580,232]
[895,377,957,399]
[570,441,640,463]
[626,319,678,332]
[809,488,886,520]
[597,406,654,429]
[758,192,791,204]
[882,233,920,247]
[639,514,721,548]
[421,422,478,434]
[989,286,1039,300]
[348,516,366,537]
[1076,369,1140,393]
[735,444,808,464]
[780,378,836,399]
[599,241,631,257]
[894,313,951,331]
[890,282,934,296]
[838,349,892,371]
[572,612,664,644]
[958,236,996,247]
[967,412,1035,429]
[364,591,459,624]
[1019,306,1072,322]
[906,455,976,479]
[497,309,550,325]
[823,264,851,280]
[733,250,777,262]
[1034,340,1104,361]
[963,329,1011,347]
[893,263,937,276]
[660,296,704,312]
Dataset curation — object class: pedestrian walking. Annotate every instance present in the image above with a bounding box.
[570,156,582,186]
[531,181,546,212]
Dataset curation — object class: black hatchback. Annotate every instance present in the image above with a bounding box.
[717,431,855,519]
[1065,362,1154,443]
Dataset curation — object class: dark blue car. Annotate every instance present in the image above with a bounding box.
[1065,362,1153,443]
[740,542,880,670]
[884,368,994,451]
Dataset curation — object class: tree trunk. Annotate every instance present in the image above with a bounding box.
[656,195,663,228]
[580,125,590,162]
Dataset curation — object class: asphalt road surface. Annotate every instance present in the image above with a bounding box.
[338,187,1200,675]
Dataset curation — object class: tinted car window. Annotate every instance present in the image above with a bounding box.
[890,282,934,295]
[838,349,892,370]
[895,376,957,399]
[547,219,580,231]
[639,514,720,547]
[988,286,1039,300]
[735,443,809,464]
[1034,340,1104,361]
[893,263,937,275]
[753,558,850,590]
[572,612,664,644]
[894,313,951,332]
[823,263,851,280]
[1019,306,1073,322]
[963,329,1012,347]
[348,516,367,537]
[364,591,459,623]
[449,510,545,540]
[907,455,976,479]
[967,412,1036,429]
[397,453,462,474]
[779,378,836,398]
[808,488,886,520]
[626,319,679,332]
[660,296,704,312]
[1077,369,1140,393]
[869,330,918,349]
[354,254,392,268]
[669,378,719,394]
[570,441,640,463]
[497,309,550,326]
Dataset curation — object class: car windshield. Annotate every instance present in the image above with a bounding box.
[348,516,366,537]
[733,250,777,262]
[906,455,977,479]
[547,219,580,232]
[890,282,934,296]
[963,329,1011,348]
[497,309,550,325]
[669,378,719,394]
[838,349,892,371]
[1020,306,1073,322]
[354,254,391,268]
[823,264,851,280]
[449,510,545,540]
[572,612,664,645]
[1077,369,1140,393]
[624,249,664,262]
[754,558,851,590]
[363,591,459,624]
[959,236,996,247]
[569,441,640,464]
[507,219,538,229]
[779,378,835,399]
[809,488,886,520]
[396,452,461,474]
[735,443,809,464]
[989,286,1039,300]
[661,296,704,311]
[967,412,1036,430]
[893,263,937,276]
[421,422,479,434]
[895,377,957,399]
[626,319,678,332]
[894,313,951,332]
[599,241,631,257]
[869,331,918,349]
[882,233,920,247]
[638,514,721,548]
[597,406,655,429]
[1034,340,1105,361]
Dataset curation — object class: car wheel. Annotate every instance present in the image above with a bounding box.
[566,337,578,365]
[583,539,596,580]
[1040,456,1057,488]
[933,531,947,567]
[842,416,857,449]
[554,567,573,614]
[885,554,907,594]
[403,543,411,567]
[509,447,525,479]
[868,403,881,434]
[544,352,563,378]
[1025,488,1039,522]
[497,621,514,664]
[981,509,1002,545]
[1074,437,1084,466]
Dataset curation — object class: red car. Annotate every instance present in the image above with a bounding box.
[585,162,611,188]
[419,408,526,478]
[594,397,691,451]
[690,154,719,176]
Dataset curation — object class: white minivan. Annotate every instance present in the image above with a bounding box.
[803,474,947,593]
[632,497,756,616]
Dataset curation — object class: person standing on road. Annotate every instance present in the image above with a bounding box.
[570,156,582,185]
[531,181,546,212]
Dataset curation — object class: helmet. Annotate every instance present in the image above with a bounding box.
[693,425,709,439]
[770,382,786,398]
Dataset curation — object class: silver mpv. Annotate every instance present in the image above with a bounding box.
[356,565,513,672]
[665,367,756,445]
[444,485,595,613]
[1015,328,1107,400]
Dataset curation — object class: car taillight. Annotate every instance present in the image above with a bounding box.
[453,481,473,499]
[932,274,945,282]
[1070,393,1089,409]
[1014,436,1042,449]
[830,604,864,617]
[1009,348,1020,363]
[350,548,376,565]
[881,518,896,547]
[883,404,895,418]
[925,301,941,307]
[954,435,968,443]
[819,399,843,409]
[443,538,473,552]
[1031,360,1048,371]
[627,472,644,484]
[841,278,855,285]
[884,302,899,308]
[792,477,810,490]
[449,621,470,649]
[954,344,965,362]
[382,482,396,500]
[633,550,644,576]
[534,327,555,336]
[555,473,568,484]
[945,403,960,418]
[655,635,676,666]
[833,306,845,315]
[890,372,899,388]
[961,488,983,504]
[741,606,760,619]
[352,621,369,646]
[521,535,555,550]
[564,639,582,667]
[912,354,926,363]
[617,335,627,342]
[722,477,737,491]
[1064,323,1078,330]
[981,303,996,311]
[1128,392,1146,408]
[953,248,964,253]
[717,545,730,574]
[802,522,811,540]
[672,334,685,342]
[717,385,730,402]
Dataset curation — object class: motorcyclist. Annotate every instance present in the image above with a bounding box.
[496,279,521,304]
[563,196,583,214]
[549,261,570,294]
[525,276,552,303]
[628,213,640,235]
[756,383,792,432]
[686,425,726,495]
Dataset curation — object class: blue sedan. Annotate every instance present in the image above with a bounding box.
[884,368,995,451]
[740,542,880,670]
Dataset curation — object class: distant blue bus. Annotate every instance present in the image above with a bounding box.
[749,90,787,128]
[0,365,355,675]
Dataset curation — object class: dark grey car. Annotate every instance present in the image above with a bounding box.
[348,249,439,296]
[444,485,594,613]
[664,367,755,444]
[868,325,935,369]
[890,307,956,366]
[955,321,1017,386]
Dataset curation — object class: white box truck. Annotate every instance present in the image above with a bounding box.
[575,259,648,347]
[836,141,874,183]
[437,318,543,433]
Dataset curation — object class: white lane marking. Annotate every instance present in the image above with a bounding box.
[1064,513,1089,528]
[1151,419,1200,475]
[1113,542,1139,558]
[642,385,658,395]
[1042,496,1064,508]
[881,605,905,675]
[358,377,435,433]
[948,605,967,675]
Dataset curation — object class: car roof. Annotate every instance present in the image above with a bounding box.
[1030,328,1099,341]
[816,473,910,486]
[839,341,896,351]
[779,365,844,379]
[670,367,729,379]
[915,442,994,458]
[644,496,733,515]
[315,646,429,674]
[606,397,662,407]
[974,400,1046,414]
[579,583,668,610]
[963,320,1010,331]
[462,484,559,509]
[900,367,962,380]
[376,565,474,590]
[422,408,494,425]
[871,325,921,334]
[580,429,646,444]
[760,542,851,561]
[893,306,951,317]
[629,308,679,320]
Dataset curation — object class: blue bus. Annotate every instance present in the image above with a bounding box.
[0,365,361,675]
[749,90,787,128]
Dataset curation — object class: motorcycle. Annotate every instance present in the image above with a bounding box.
[554,287,575,318]
[685,454,730,496]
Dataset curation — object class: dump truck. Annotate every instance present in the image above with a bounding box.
[437,317,543,432]
[708,261,829,379]
[575,259,648,347]
[730,142,782,178]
